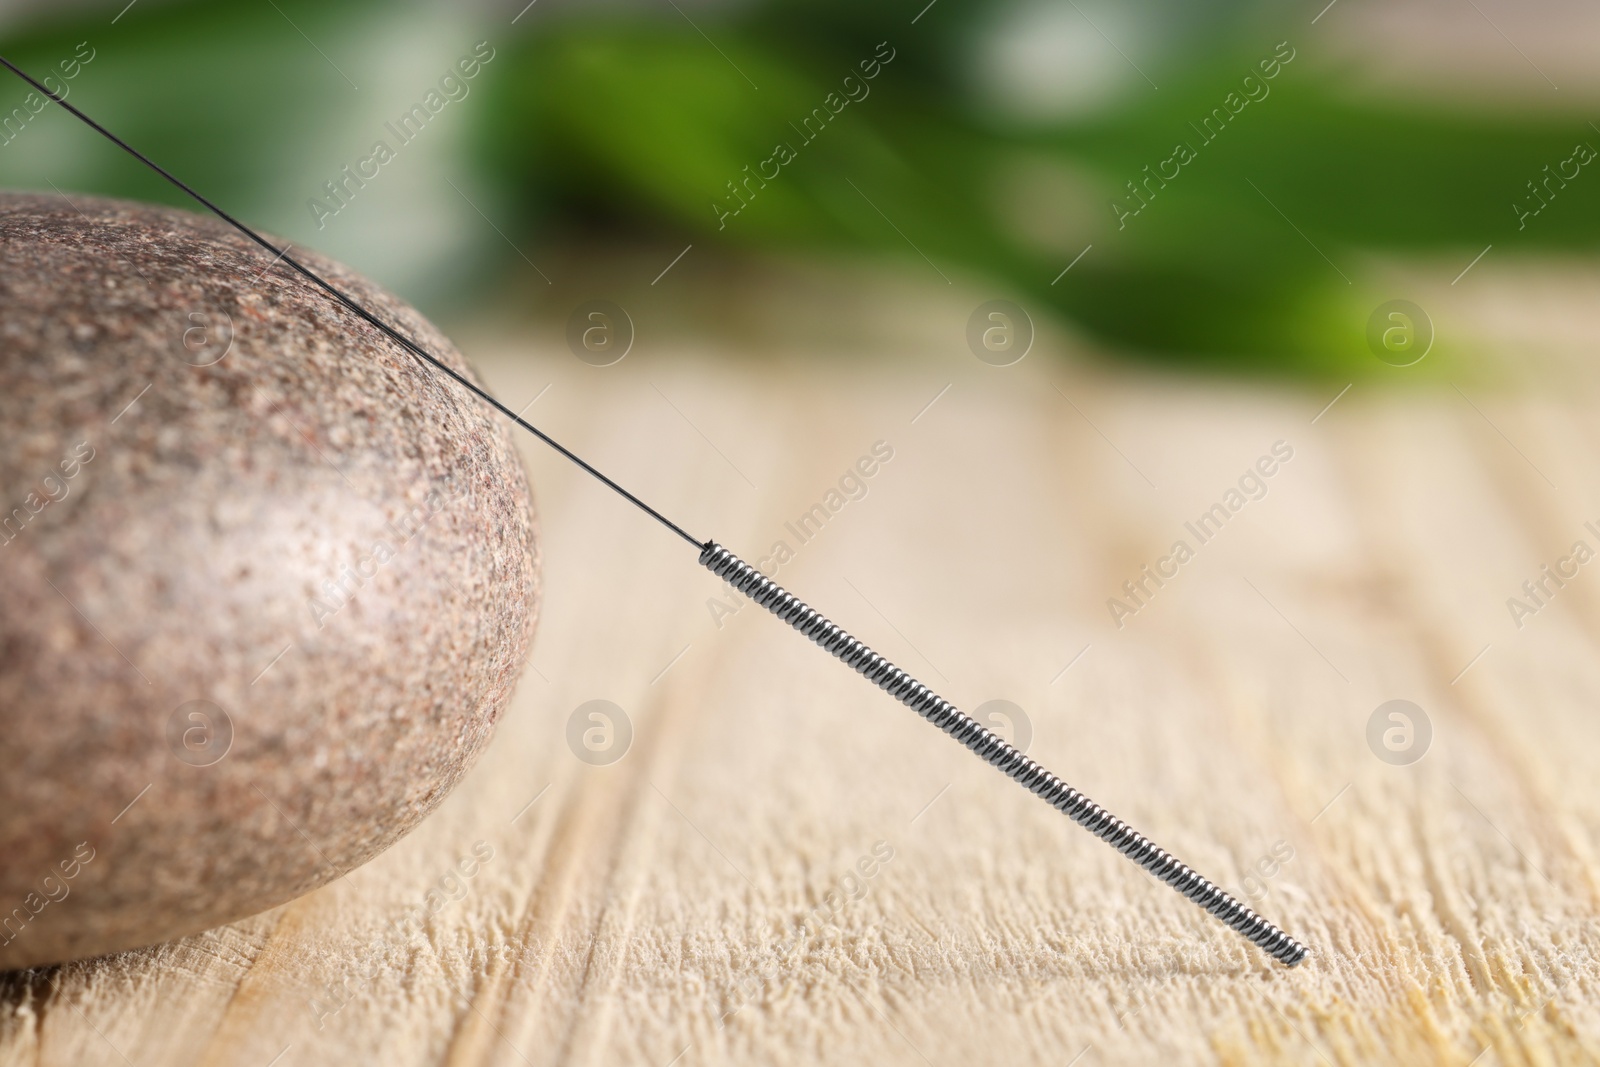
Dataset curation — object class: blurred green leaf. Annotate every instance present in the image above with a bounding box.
[5,0,1598,376]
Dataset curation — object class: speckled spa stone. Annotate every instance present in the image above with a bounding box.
[0,193,539,969]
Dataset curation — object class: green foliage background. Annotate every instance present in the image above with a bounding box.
[1,0,1594,376]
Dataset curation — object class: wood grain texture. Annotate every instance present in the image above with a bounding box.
[3,271,1599,1066]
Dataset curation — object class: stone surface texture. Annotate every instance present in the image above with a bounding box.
[0,192,539,969]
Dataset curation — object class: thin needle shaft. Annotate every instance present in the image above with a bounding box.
[0,54,701,550]
[3,57,1310,966]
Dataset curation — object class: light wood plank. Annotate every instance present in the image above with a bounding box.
[4,280,1599,1066]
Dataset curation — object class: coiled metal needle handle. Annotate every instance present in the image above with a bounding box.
[701,542,1309,967]
[0,51,1308,969]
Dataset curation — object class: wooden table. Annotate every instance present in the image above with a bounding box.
[3,273,1597,1065]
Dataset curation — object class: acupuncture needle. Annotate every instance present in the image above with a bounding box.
[0,55,1309,968]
